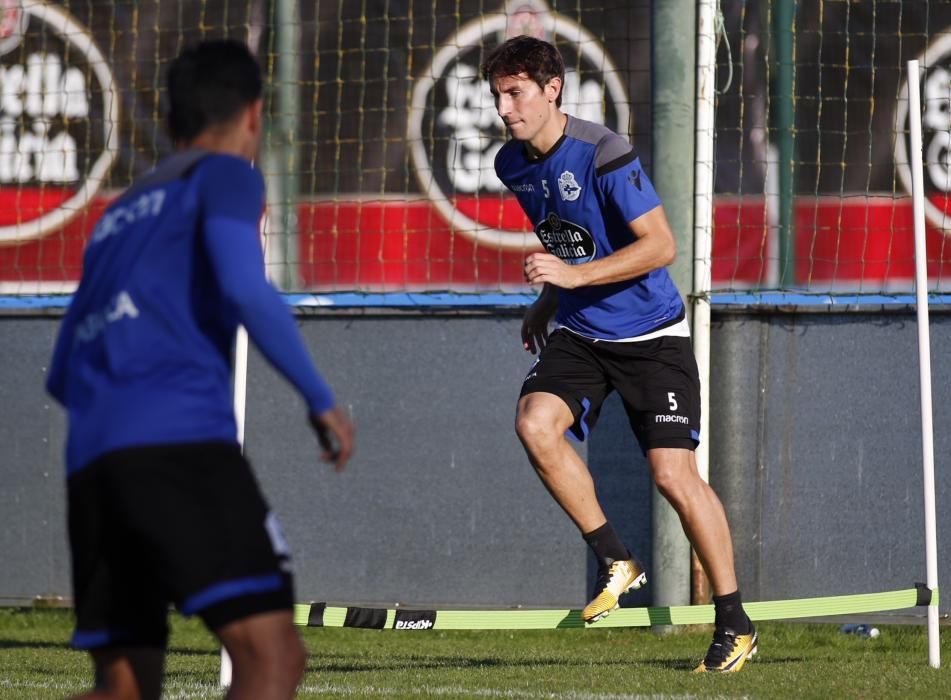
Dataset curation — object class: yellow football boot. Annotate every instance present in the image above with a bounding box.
[694,622,758,672]
[582,557,646,623]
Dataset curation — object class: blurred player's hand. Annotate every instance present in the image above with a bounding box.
[521,298,556,354]
[309,406,355,472]
[524,252,583,289]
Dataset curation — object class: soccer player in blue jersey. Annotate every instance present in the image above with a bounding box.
[46,40,354,699]
[483,36,756,673]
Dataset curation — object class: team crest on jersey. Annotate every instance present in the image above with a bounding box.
[535,213,595,263]
[558,170,581,201]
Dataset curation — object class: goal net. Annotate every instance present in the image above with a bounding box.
[2,1,950,299]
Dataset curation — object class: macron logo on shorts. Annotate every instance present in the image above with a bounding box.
[524,358,541,382]
[655,414,689,424]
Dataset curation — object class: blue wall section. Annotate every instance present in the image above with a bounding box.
[1,310,947,617]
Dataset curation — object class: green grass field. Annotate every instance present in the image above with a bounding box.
[1,608,949,699]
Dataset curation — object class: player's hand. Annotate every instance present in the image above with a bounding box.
[524,252,583,289]
[521,300,553,354]
[309,406,355,473]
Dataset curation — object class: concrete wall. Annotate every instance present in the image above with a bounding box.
[710,311,951,608]
[0,317,68,603]
[1,310,946,617]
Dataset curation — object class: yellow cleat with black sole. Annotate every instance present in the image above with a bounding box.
[694,621,758,673]
[581,557,647,623]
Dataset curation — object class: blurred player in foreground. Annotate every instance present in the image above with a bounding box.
[482,36,756,673]
[47,39,354,699]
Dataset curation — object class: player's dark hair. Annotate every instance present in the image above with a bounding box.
[166,39,263,143]
[481,35,566,107]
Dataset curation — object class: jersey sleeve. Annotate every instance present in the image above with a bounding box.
[594,134,661,224]
[46,298,79,403]
[197,157,336,415]
[46,266,95,403]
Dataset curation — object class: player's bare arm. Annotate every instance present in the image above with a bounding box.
[524,206,676,289]
[521,283,559,354]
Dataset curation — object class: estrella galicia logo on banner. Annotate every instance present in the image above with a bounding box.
[896,32,951,234]
[0,0,119,244]
[407,0,629,250]
[535,212,596,263]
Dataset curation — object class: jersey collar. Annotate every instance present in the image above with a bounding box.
[524,113,571,163]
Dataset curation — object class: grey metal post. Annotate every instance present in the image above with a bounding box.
[262,0,300,290]
[773,0,796,288]
[650,0,696,620]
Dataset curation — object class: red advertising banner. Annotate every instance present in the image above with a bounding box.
[3,190,949,293]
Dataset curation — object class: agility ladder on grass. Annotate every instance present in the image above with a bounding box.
[293,584,937,631]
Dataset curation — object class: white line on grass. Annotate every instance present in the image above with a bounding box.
[0,680,83,691]
[295,688,747,700]
[165,681,747,700]
[1,678,748,700]
[296,688,747,700]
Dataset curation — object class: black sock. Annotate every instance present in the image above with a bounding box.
[582,521,629,562]
[713,590,750,633]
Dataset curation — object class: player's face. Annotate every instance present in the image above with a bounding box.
[491,73,561,146]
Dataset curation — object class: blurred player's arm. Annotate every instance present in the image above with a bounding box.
[46,278,92,403]
[200,159,354,470]
[46,313,76,403]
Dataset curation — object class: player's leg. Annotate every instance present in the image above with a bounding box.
[516,330,617,531]
[123,442,304,697]
[214,611,306,700]
[67,453,172,700]
[515,391,606,532]
[646,447,737,595]
[68,649,165,700]
[647,448,757,671]
[516,330,646,621]
[615,335,756,671]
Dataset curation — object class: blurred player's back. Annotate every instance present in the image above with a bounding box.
[48,150,263,475]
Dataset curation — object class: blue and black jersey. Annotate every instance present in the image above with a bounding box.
[495,115,685,340]
[47,150,335,476]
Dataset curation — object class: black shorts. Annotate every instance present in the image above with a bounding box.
[520,329,701,451]
[67,441,294,650]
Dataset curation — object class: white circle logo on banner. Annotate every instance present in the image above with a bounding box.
[0,0,119,244]
[895,32,951,234]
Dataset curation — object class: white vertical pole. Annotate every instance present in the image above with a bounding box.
[693,0,716,485]
[907,58,941,670]
[220,325,249,688]
[219,644,233,688]
[234,326,250,447]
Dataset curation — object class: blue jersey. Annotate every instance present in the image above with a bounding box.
[495,115,685,340]
[47,150,335,476]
